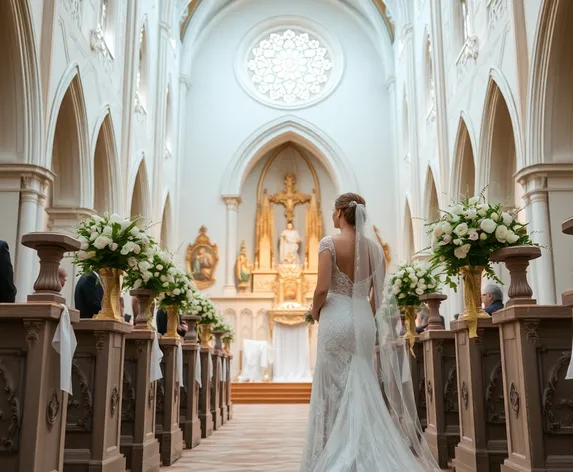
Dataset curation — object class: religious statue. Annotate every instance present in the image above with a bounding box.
[236,240,253,292]
[270,173,311,223]
[279,222,302,264]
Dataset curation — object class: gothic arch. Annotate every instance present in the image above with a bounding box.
[92,109,120,213]
[129,156,151,220]
[220,116,357,197]
[527,0,573,165]
[0,0,42,166]
[452,115,476,198]
[423,167,440,222]
[47,69,90,208]
[159,193,173,248]
[479,76,519,205]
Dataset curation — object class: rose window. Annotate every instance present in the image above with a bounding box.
[246,29,333,106]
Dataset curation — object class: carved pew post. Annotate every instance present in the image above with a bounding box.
[66,319,132,471]
[211,331,224,430]
[198,345,214,438]
[120,289,160,472]
[226,352,233,420]
[450,318,508,471]
[0,233,80,472]
[419,294,459,468]
[181,315,202,449]
[155,337,183,465]
[408,336,427,430]
[491,244,573,471]
[220,351,228,425]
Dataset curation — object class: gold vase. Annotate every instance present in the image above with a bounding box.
[199,324,212,349]
[459,266,489,338]
[224,339,231,355]
[164,305,180,338]
[402,305,417,356]
[95,268,123,322]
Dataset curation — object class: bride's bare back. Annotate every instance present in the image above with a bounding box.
[330,233,356,282]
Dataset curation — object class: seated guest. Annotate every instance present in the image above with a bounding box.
[156,307,188,337]
[74,271,103,318]
[481,284,504,315]
[58,267,68,289]
[415,305,429,334]
[120,297,132,324]
[0,240,17,302]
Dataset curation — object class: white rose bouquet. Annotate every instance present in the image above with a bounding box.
[212,317,234,340]
[183,290,218,325]
[157,267,196,307]
[122,245,176,295]
[73,213,152,273]
[390,261,440,307]
[427,193,535,287]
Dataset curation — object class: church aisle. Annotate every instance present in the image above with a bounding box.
[163,404,309,471]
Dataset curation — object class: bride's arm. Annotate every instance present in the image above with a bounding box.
[311,251,332,320]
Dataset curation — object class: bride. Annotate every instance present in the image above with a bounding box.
[300,193,440,471]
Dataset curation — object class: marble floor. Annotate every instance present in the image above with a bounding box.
[162,404,308,471]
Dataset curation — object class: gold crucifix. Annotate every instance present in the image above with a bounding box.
[269,173,311,223]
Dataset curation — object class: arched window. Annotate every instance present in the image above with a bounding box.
[135,24,148,111]
[165,85,173,158]
[460,0,471,43]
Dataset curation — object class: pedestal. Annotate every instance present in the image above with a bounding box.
[121,330,160,472]
[155,338,182,466]
[181,342,201,449]
[492,305,573,472]
[451,318,508,472]
[0,303,79,472]
[419,330,459,468]
[64,319,131,472]
[211,350,222,430]
[408,337,427,430]
[199,348,214,438]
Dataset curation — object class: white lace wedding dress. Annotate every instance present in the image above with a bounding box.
[300,236,438,472]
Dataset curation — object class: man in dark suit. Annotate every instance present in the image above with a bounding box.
[74,272,103,318]
[481,284,504,315]
[0,240,17,303]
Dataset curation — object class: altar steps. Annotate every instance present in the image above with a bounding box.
[231,382,312,404]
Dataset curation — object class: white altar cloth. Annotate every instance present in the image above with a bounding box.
[237,339,273,382]
[272,322,312,382]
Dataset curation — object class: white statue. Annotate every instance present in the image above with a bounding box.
[279,222,301,264]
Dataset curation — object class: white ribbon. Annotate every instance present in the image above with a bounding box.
[150,332,163,382]
[566,338,573,380]
[52,305,77,394]
[209,353,213,380]
[195,344,202,388]
[218,357,223,381]
[177,342,184,387]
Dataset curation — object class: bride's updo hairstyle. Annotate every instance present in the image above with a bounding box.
[335,193,366,226]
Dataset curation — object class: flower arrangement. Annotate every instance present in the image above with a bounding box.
[427,193,534,287]
[184,290,218,325]
[74,213,152,273]
[157,267,195,306]
[212,317,234,341]
[390,261,440,307]
[123,245,174,294]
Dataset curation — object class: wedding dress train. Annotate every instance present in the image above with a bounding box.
[300,233,438,472]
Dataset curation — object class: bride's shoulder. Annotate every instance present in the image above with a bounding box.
[319,235,334,252]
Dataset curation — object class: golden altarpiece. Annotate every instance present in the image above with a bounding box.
[248,171,323,337]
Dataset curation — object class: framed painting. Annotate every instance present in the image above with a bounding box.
[186,226,219,290]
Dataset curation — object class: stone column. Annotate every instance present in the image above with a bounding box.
[222,196,241,296]
[155,337,183,465]
[451,318,508,472]
[65,320,132,471]
[121,327,160,472]
[199,347,214,438]
[15,177,40,301]
[181,315,202,449]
